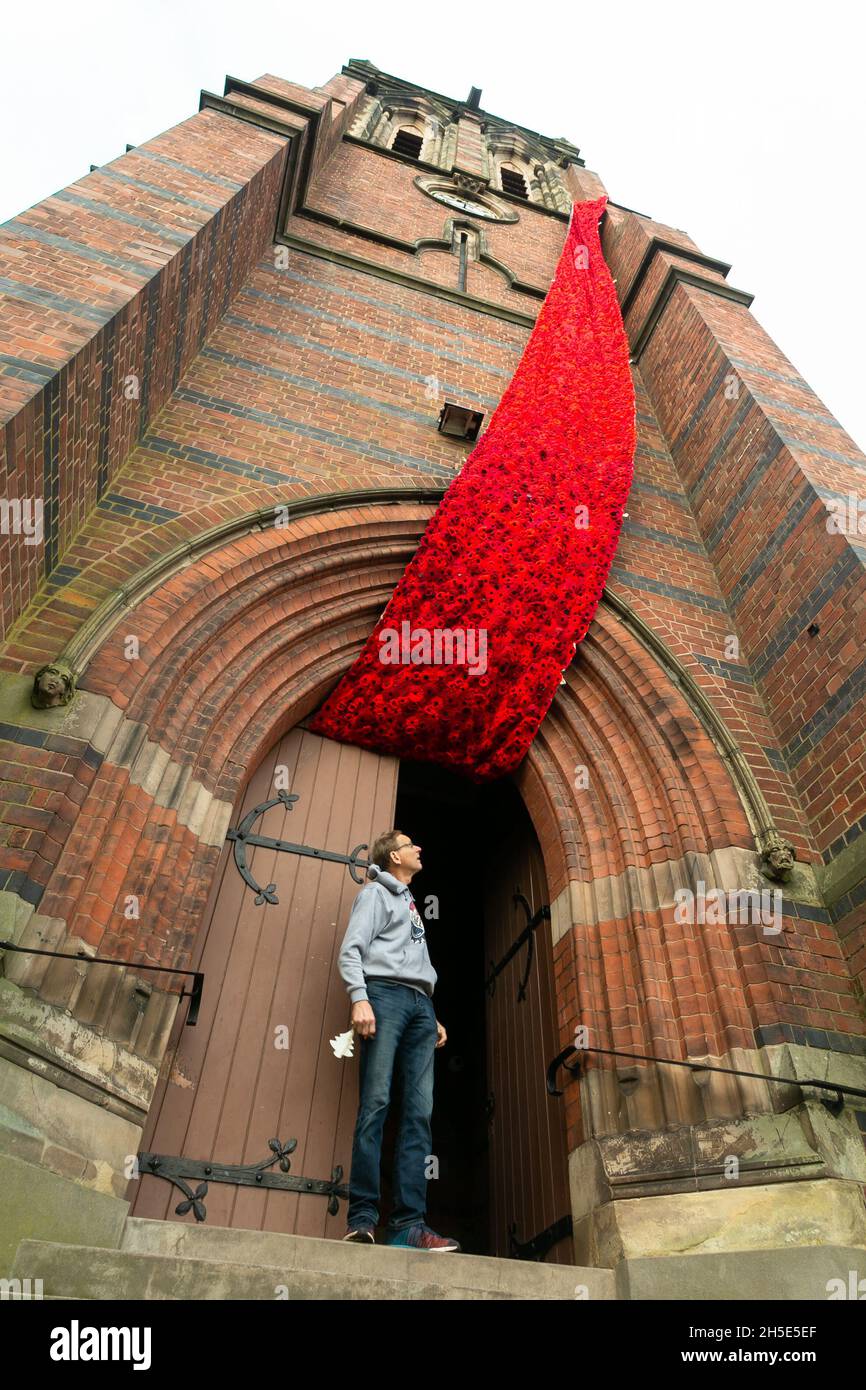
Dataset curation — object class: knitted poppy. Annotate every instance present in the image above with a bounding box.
[308,195,636,782]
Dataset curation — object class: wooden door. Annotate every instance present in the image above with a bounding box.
[483,817,573,1262]
[129,726,398,1237]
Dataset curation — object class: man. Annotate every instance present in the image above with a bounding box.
[337,828,461,1252]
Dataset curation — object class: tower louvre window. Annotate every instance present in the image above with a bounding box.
[392,128,424,159]
[501,168,529,199]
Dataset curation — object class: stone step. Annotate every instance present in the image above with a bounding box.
[120,1216,613,1299]
[0,1293,82,1301]
[11,1239,597,1300]
[0,1148,128,1276]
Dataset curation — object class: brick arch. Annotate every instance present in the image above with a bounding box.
[12,497,804,1105]
[533,608,754,892]
[511,603,770,1136]
[47,503,432,961]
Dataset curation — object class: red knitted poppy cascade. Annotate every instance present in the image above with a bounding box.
[307,194,636,782]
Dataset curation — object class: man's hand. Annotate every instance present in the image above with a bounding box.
[351,999,376,1039]
[435,1020,447,1048]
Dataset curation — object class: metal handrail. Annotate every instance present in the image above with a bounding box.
[0,940,204,1025]
[547,1042,866,1114]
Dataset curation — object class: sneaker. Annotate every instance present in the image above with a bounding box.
[342,1224,375,1243]
[385,1222,461,1252]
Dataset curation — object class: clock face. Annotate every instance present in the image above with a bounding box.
[414,176,519,223]
[430,190,500,219]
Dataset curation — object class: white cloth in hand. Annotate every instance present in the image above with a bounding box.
[330,1028,355,1059]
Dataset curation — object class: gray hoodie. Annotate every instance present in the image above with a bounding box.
[338,863,438,1004]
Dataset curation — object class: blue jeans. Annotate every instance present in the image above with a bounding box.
[346,978,438,1232]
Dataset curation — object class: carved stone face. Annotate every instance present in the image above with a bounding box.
[31,663,74,708]
[768,845,795,873]
[759,831,796,881]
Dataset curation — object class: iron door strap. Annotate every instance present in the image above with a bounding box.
[484,893,551,999]
[508,1215,573,1261]
[137,1138,349,1222]
[226,788,369,904]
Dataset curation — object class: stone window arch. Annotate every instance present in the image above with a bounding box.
[487,132,569,212]
[350,97,451,166]
[489,140,540,205]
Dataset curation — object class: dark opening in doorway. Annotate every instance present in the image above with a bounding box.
[373,757,530,1255]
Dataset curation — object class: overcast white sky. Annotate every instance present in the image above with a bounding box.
[2,0,864,450]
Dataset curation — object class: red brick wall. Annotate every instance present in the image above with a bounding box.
[0,108,290,642]
[288,138,565,308]
[600,205,866,1006]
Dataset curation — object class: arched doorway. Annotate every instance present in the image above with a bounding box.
[129,722,571,1260]
[18,496,786,1263]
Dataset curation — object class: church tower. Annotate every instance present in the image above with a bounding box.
[0,60,864,1299]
